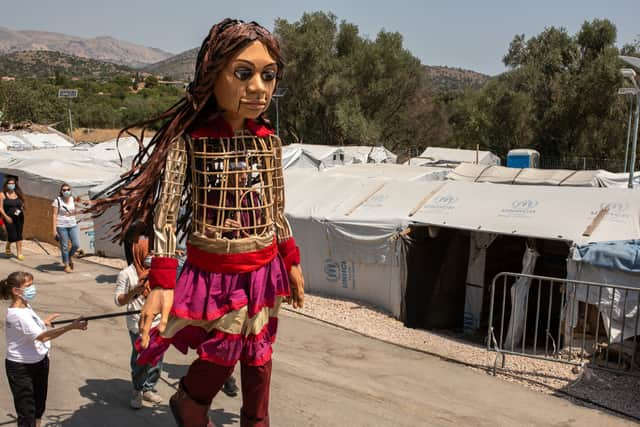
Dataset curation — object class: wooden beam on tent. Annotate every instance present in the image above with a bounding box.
[344,183,387,216]
[582,207,609,237]
[408,183,446,217]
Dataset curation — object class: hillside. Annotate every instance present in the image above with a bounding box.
[424,66,490,91]
[143,47,198,80]
[0,27,172,68]
[0,51,133,78]
[145,49,491,91]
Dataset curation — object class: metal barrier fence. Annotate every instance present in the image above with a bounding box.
[487,272,640,376]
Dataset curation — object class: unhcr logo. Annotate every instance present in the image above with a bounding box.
[499,199,538,218]
[422,194,459,211]
[324,260,340,282]
[324,259,355,289]
[434,194,458,205]
[511,200,538,210]
[599,202,628,212]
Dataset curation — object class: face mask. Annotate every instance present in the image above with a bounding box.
[143,255,153,268]
[62,190,72,198]
[21,285,36,301]
[6,184,15,191]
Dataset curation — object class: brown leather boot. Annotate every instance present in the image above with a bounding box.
[169,381,214,427]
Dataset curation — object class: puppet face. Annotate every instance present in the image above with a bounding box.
[214,40,278,128]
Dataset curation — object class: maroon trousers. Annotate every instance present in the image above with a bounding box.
[183,359,272,427]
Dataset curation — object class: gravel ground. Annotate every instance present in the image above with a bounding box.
[17,239,640,421]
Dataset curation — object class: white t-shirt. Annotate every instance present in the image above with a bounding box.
[5,306,51,363]
[52,197,77,228]
[114,265,160,334]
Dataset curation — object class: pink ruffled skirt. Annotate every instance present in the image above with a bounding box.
[136,255,290,367]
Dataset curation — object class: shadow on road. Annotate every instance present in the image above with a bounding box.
[43,376,238,426]
[95,274,118,284]
[36,263,65,273]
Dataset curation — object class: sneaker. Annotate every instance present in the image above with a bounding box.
[130,390,143,409]
[142,390,163,404]
[222,376,239,397]
[16,254,24,261]
[64,264,72,273]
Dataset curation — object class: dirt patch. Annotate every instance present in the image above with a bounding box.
[72,127,155,143]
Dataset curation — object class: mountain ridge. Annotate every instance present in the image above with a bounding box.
[0,26,172,68]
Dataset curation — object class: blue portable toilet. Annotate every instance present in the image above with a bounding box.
[507,149,540,168]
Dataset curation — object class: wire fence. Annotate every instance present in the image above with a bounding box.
[540,156,635,172]
[487,272,640,376]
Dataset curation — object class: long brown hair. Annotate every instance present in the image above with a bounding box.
[90,19,284,241]
[3,176,26,210]
[0,271,33,300]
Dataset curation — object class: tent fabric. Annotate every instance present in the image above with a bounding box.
[566,249,639,343]
[406,147,501,167]
[0,134,32,151]
[281,143,397,170]
[595,171,640,188]
[19,133,74,148]
[573,240,640,273]
[448,163,600,187]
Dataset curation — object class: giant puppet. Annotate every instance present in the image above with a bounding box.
[92,19,304,427]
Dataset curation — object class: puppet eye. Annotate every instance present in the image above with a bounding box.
[261,70,276,82]
[234,68,253,81]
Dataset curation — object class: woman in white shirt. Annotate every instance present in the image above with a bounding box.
[2,271,87,427]
[51,183,80,274]
[114,237,164,409]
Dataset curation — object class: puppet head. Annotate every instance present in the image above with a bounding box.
[188,19,284,127]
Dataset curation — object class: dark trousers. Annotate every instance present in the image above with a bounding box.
[5,213,24,243]
[5,356,49,427]
[184,359,272,426]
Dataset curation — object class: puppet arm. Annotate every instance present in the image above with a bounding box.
[147,136,188,289]
[139,136,187,346]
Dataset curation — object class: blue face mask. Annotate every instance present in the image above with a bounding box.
[143,255,153,268]
[6,183,15,191]
[21,285,36,301]
[62,190,72,198]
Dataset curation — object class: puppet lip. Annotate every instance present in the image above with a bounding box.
[241,100,267,109]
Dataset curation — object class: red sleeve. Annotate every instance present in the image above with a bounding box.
[278,237,301,273]
[148,257,178,290]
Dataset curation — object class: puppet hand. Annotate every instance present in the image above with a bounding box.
[44,313,60,327]
[138,288,173,349]
[287,264,305,309]
[71,317,88,331]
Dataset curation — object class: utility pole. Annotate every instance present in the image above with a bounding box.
[58,88,78,142]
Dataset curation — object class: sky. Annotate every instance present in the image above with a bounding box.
[0,0,638,75]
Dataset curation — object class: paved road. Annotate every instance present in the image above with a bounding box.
[0,254,635,426]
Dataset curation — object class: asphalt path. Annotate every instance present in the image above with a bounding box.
[0,254,635,426]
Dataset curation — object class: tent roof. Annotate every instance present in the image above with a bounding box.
[285,171,640,245]
[448,163,600,187]
[408,147,501,167]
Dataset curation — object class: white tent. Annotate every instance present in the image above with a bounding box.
[406,147,501,167]
[0,155,124,254]
[282,143,397,170]
[448,163,601,187]
[19,133,74,149]
[284,168,640,318]
[0,134,32,151]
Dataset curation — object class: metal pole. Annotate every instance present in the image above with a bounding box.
[628,93,640,189]
[624,97,633,173]
[275,97,280,136]
[67,98,74,139]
